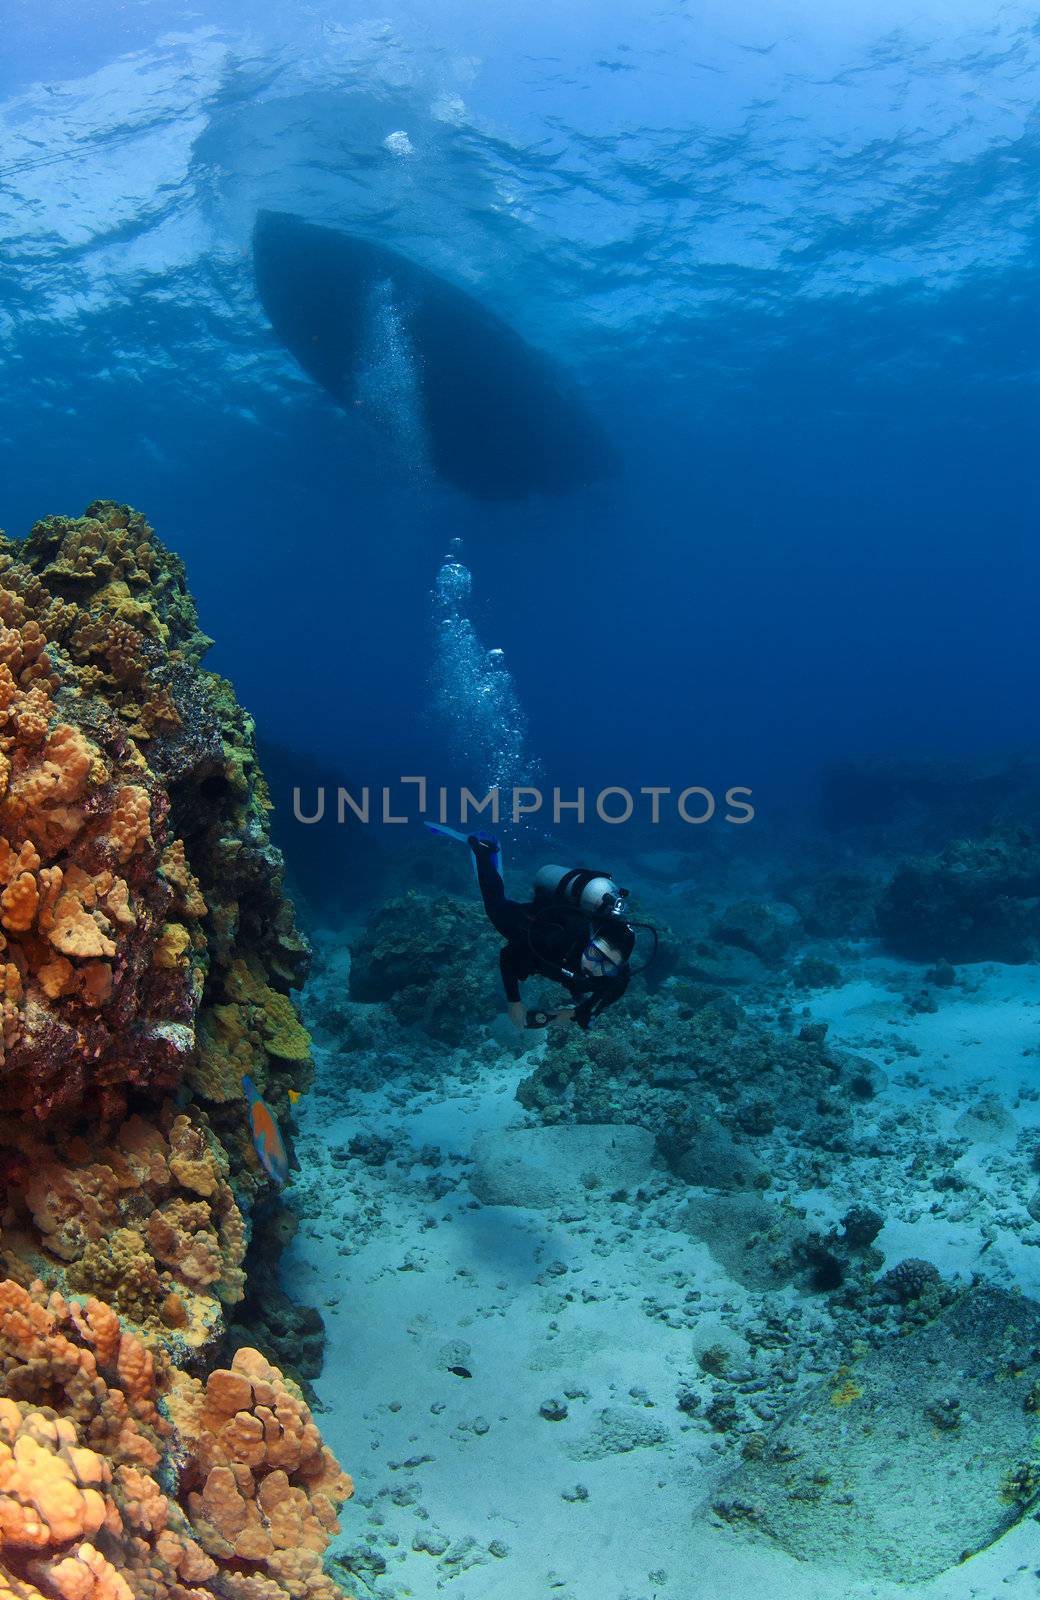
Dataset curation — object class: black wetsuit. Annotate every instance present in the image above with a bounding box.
[473,846,629,1028]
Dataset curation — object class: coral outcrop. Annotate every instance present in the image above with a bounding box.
[0,1279,352,1599]
[349,891,500,1045]
[876,824,1040,963]
[0,501,309,1134]
[516,989,886,1166]
[0,503,352,1597]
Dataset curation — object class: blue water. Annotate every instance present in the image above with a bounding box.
[7,10,1040,1596]
[1,0,1037,829]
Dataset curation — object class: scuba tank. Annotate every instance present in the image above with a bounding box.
[533,864,630,919]
[530,864,659,979]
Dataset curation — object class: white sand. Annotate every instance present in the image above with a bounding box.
[286,949,1040,1599]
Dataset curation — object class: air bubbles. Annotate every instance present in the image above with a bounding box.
[383,130,415,157]
[429,547,540,794]
[434,558,471,615]
[353,277,429,483]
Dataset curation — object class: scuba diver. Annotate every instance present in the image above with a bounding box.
[469,836,637,1030]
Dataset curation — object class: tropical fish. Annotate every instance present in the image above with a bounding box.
[242,1074,289,1186]
[252,210,613,501]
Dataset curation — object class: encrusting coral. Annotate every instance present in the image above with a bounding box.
[0,1279,353,1599]
[0,502,309,1131]
[2,1111,249,1340]
[0,503,352,1598]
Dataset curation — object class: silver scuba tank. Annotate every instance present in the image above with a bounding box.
[533,864,629,918]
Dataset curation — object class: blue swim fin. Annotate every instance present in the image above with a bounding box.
[424,820,469,844]
[424,819,503,883]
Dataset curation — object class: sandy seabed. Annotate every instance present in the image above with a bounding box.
[285,934,1040,1600]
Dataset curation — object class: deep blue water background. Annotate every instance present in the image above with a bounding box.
[2,0,1038,870]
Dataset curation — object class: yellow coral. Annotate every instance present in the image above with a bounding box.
[159,840,206,918]
[829,1367,863,1406]
[225,959,311,1063]
[191,1005,256,1103]
[153,922,190,970]
[67,1231,167,1327]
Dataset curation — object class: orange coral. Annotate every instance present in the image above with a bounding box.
[0,1400,110,1549]
[13,1108,247,1336]
[41,868,116,961]
[0,669,146,1076]
[0,1282,352,1600]
[0,504,327,1595]
[1,872,38,935]
[159,841,207,920]
[35,1542,134,1600]
[3,725,100,858]
[182,1347,353,1594]
[108,786,151,864]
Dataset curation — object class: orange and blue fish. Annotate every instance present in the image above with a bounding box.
[242,1074,289,1186]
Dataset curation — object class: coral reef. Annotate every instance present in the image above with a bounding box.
[516,991,886,1174]
[820,755,1040,850]
[770,869,880,940]
[348,891,500,1045]
[710,900,801,967]
[0,1279,352,1599]
[0,502,310,1133]
[0,504,351,1595]
[876,824,1040,963]
[0,1109,246,1347]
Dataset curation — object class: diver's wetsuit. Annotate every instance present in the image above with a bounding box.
[473,844,629,1028]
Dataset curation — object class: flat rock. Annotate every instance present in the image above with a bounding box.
[567,1405,670,1460]
[679,1193,808,1289]
[674,940,767,988]
[711,1285,1040,1582]
[667,1124,767,1190]
[953,1093,1017,1146]
[469,1125,657,1208]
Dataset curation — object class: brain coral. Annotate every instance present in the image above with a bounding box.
[0,504,351,1595]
